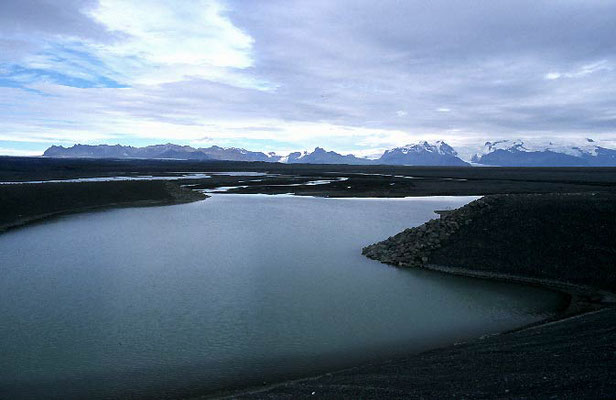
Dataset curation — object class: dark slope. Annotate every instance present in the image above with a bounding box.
[0,181,206,233]
[236,307,616,399]
[364,193,616,293]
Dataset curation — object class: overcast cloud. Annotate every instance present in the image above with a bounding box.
[1,0,615,157]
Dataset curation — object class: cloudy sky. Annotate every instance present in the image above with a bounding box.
[1,0,615,157]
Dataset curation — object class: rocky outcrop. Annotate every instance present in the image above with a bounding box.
[363,193,616,295]
[362,196,495,267]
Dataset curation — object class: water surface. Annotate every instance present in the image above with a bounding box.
[0,195,564,399]
[0,171,269,184]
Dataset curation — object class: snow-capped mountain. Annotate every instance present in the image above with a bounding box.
[377,141,470,166]
[472,139,616,166]
[41,141,472,166]
[197,145,281,162]
[285,147,373,165]
[43,144,281,162]
[42,139,616,166]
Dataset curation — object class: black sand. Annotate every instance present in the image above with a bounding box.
[1,157,616,399]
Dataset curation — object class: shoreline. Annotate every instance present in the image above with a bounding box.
[16,190,585,399]
[359,193,616,329]
[0,181,207,235]
[396,264,610,338]
[0,198,205,234]
[210,268,600,400]
[2,168,615,398]
[219,305,616,399]
[228,192,616,399]
[2,187,583,398]
[421,263,615,316]
[363,193,616,292]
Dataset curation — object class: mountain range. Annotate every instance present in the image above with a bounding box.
[471,139,616,167]
[42,144,280,162]
[283,147,373,165]
[379,141,469,166]
[42,139,616,167]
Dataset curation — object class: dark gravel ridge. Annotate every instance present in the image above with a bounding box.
[0,181,206,233]
[362,196,495,268]
[363,193,616,294]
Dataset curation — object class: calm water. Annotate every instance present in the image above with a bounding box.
[0,195,564,399]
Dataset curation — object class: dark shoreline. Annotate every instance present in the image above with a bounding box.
[211,283,606,399]
[2,159,616,398]
[2,157,616,234]
[0,180,207,234]
[231,193,616,399]
[363,194,616,293]
[225,307,616,399]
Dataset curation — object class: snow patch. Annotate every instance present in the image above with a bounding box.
[477,138,607,158]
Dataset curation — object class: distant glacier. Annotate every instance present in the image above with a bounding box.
[43,138,616,167]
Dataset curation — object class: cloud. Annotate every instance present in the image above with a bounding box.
[0,146,45,156]
[545,60,612,81]
[1,0,263,88]
[0,0,107,39]
[85,0,260,86]
[1,0,616,156]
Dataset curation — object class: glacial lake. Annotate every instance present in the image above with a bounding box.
[0,194,565,399]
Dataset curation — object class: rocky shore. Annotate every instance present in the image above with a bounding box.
[227,193,616,399]
[363,193,616,296]
[362,196,493,268]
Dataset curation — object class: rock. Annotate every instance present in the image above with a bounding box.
[361,196,490,268]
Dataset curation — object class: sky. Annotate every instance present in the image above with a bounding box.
[1,0,615,158]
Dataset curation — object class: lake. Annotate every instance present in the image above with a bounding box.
[0,194,565,399]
